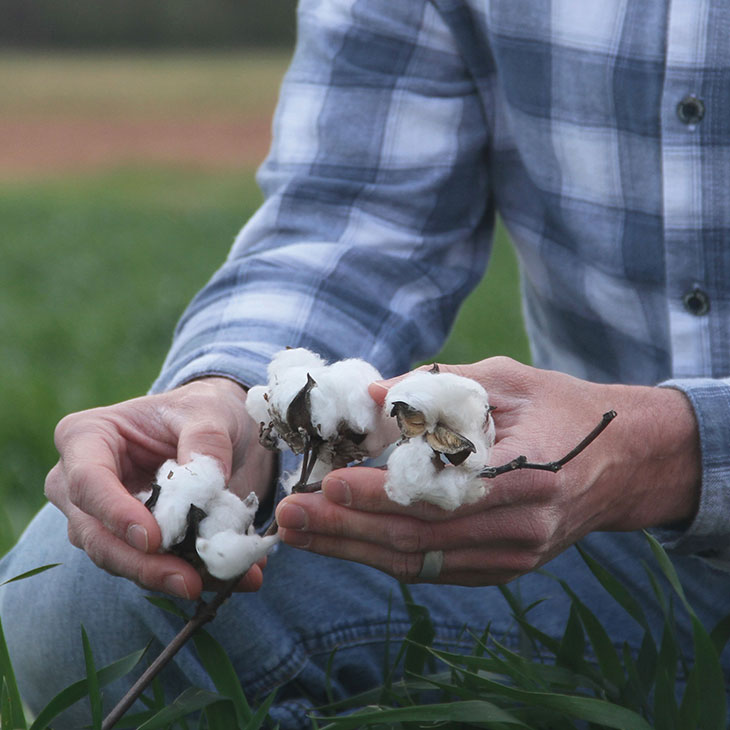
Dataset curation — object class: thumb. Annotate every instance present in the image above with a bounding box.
[176,421,234,482]
[368,362,475,407]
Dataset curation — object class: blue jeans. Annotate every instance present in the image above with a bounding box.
[1,503,728,728]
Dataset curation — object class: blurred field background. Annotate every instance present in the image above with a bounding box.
[0,9,529,557]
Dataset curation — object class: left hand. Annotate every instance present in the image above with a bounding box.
[275,357,701,585]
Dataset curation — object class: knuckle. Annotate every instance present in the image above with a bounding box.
[44,464,62,503]
[520,508,559,550]
[386,519,425,553]
[66,521,83,550]
[511,550,542,575]
[388,551,424,582]
[52,412,78,447]
[64,463,90,506]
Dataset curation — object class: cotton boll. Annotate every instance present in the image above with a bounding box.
[150,453,226,549]
[267,347,325,385]
[245,385,271,426]
[384,438,438,506]
[198,490,258,540]
[386,370,492,437]
[385,437,487,511]
[309,359,382,437]
[196,530,280,580]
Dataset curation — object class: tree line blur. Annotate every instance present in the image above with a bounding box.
[2,0,297,48]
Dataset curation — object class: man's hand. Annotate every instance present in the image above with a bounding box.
[275,357,701,585]
[45,377,275,598]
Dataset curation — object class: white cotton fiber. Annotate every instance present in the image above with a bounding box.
[267,347,325,385]
[386,370,492,437]
[251,347,396,475]
[196,531,280,580]
[383,370,497,510]
[197,490,258,540]
[308,359,382,438]
[245,385,272,427]
[384,437,486,511]
[150,453,226,549]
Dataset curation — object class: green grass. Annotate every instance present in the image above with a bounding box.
[0,166,528,557]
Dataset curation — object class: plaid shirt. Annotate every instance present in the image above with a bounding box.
[153,0,730,562]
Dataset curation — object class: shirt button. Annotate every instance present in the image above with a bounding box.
[677,95,705,125]
[683,288,710,316]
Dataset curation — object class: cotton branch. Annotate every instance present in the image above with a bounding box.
[102,577,238,730]
[479,410,617,479]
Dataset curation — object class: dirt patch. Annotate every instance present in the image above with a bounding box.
[0,115,274,179]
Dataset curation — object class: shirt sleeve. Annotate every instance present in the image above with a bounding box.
[655,378,730,568]
[150,0,495,394]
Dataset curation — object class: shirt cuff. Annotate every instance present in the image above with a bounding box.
[148,348,276,394]
[654,378,730,568]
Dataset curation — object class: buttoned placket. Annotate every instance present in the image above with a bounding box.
[660,0,714,378]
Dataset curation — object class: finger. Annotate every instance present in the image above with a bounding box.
[175,418,234,481]
[278,489,558,554]
[48,439,163,553]
[277,528,534,585]
[368,362,447,406]
[328,453,565,515]
[64,503,204,598]
[320,467,462,520]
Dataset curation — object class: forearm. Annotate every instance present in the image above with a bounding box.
[151,0,493,395]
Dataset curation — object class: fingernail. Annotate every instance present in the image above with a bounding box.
[163,573,190,599]
[276,503,308,530]
[126,524,149,552]
[323,478,351,506]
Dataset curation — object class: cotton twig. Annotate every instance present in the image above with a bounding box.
[479,410,617,479]
[101,577,238,730]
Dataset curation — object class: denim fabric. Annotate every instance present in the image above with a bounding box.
[2,504,728,728]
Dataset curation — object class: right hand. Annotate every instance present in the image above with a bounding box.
[45,377,275,599]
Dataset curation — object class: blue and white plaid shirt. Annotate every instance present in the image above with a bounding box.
[153,0,730,562]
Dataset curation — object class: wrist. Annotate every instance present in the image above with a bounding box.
[599,384,701,531]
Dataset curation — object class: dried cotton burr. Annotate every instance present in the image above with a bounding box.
[135,453,280,580]
[245,347,395,492]
[384,367,496,510]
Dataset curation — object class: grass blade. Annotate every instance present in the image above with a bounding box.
[0,564,60,587]
[397,585,435,676]
[2,677,16,730]
[423,645,654,730]
[688,615,726,730]
[81,627,103,730]
[556,603,587,673]
[0,615,27,730]
[316,699,531,729]
[557,579,624,691]
[144,595,190,622]
[29,645,147,730]
[203,699,239,729]
[710,611,730,656]
[644,532,695,617]
[576,543,651,632]
[653,665,678,730]
[192,629,252,725]
[243,688,277,730]
[135,688,226,729]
